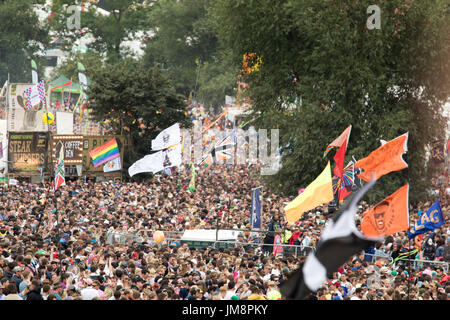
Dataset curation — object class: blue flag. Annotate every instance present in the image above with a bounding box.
[250,187,262,230]
[408,200,445,239]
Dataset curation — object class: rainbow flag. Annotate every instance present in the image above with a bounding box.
[89,138,120,168]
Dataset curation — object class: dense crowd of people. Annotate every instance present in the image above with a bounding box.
[0,160,448,301]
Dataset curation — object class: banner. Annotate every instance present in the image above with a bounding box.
[8,83,49,132]
[8,132,48,172]
[408,200,445,239]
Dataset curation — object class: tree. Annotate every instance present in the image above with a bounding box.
[49,0,151,64]
[210,0,450,203]
[0,0,49,84]
[87,59,191,170]
[143,0,237,110]
[48,52,103,81]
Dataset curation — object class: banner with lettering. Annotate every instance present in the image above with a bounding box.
[8,132,48,172]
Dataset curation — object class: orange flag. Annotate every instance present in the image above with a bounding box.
[361,184,409,237]
[324,125,352,157]
[355,133,408,182]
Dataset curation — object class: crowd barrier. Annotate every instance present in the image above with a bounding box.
[105,229,449,272]
[105,229,316,258]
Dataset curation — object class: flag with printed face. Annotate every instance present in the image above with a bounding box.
[355,133,408,182]
[360,184,409,237]
[151,123,181,151]
[324,125,352,157]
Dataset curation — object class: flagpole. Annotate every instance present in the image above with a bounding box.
[407,147,411,301]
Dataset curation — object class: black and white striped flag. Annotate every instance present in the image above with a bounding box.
[280,179,382,300]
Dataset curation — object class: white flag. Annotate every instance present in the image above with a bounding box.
[151,123,181,151]
[129,144,183,177]
[128,152,164,177]
[103,157,121,173]
[162,144,182,170]
[225,95,236,107]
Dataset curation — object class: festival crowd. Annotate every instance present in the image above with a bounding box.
[0,160,448,301]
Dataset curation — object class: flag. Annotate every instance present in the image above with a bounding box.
[324,125,352,157]
[50,80,73,94]
[103,157,122,173]
[408,200,445,239]
[355,133,408,182]
[279,179,381,300]
[199,130,237,166]
[37,168,43,182]
[89,138,120,168]
[431,141,445,163]
[334,161,356,203]
[251,187,262,230]
[273,234,284,257]
[54,146,65,192]
[333,139,347,180]
[31,59,38,84]
[77,62,88,93]
[188,164,197,191]
[284,162,334,225]
[129,152,164,177]
[200,110,228,134]
[225,95,236,107]
[151,123,181,151]
[128,144,182,177]
[24,81,46,109]
[360,184,409,237]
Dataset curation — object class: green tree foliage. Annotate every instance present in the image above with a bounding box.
[87,59,191,169]
[143,0,237,110]
[0,0,49,84]
[48,52,103,81]
[210,0,450,203]
[49,0,150,64]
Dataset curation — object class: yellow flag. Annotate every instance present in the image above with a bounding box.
[284,161,334,225]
